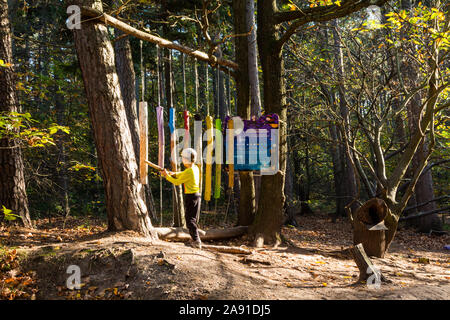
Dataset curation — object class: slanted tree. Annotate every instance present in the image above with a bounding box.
[67,0,157,238]
[0,0,32,228]
[113,23,158,223]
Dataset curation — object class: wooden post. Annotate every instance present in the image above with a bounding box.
[139,101,148,185]
[350,243,388,283]
[227,118,234,188]
[205,115,214,202]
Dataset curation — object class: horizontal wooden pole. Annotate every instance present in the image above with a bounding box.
[145,160,164,172]
[79,7,238,70]
[155,226,248,241]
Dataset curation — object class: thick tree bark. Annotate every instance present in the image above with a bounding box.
[250,0,287,247]
[352,198,391,258]
[246,0,261,118]
[233,0,256,227]
[0,0,32,228]
[68,0,157,238]
[114,31,140,159]
[237,171,256,226]
[114,29,158,222]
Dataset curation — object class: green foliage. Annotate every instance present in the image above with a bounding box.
[0,112,69,147]
[0,59,12,67]
[1,206,20,222]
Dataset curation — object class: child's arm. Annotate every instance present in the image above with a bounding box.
[163,169,190,186]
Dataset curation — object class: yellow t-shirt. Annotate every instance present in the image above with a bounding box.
[165,165,200,194]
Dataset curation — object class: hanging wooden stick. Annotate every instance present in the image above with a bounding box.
[227,118,234,189]
[205,115,213,202]
[168,51,177,174]
[139,40,148,185]
[156,45,164,226]
[139,102,148,185]
[204,65,213,202]
[194,58,199,112]
[194,114,203,193]
[182,53,190,150]
[183,110,190,150]
[193,59,203,212]
[214,118,222,200]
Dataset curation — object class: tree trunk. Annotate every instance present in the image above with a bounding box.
[332,19,359,215]
[251,0,287,246]
[408,137,441,232]
[114,29,158,222]
[284,142,297,226]
[54,73,70,219]
[329,123,346,219]
[352,198,393,258]
[406,93,440,232]
[233,0,256,226]
[0,0,32,228]
[399,0,441,233]
[246,0,261,118]
[300,129,313,215]
[114,31,140,159]
[237,172,256,226]
[68,0,157,238]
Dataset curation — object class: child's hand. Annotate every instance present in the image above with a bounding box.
[161,169,168,177]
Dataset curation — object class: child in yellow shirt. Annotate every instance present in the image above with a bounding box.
[161,148,202,249]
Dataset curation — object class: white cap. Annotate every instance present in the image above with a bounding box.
[181,148,197,163]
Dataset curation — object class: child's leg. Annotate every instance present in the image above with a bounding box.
[185,193,201,242]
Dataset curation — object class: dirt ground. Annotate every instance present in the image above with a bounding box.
[1,213,449,300]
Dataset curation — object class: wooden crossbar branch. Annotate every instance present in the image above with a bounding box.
[145,160,164,172]
[156,226,248,241]
[79,7,238,71]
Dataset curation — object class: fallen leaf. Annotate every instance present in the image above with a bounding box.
[418,257,430,264]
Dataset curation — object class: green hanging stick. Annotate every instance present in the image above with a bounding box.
[214,118,222,199]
